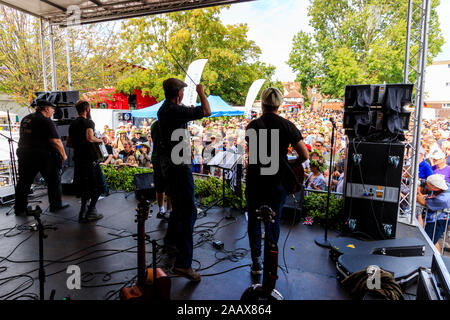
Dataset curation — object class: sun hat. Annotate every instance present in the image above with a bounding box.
[427,174,448,191]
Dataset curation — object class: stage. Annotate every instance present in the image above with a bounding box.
[0,188,446,300]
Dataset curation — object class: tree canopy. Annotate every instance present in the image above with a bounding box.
[116,7,280,105]
[288,0,445,100]
[0,5,120,107]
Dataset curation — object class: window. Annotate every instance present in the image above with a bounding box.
[443,103,450,109]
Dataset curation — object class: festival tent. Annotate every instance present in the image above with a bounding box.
[131,95,244,118]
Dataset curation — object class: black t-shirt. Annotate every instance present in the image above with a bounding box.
[119,149,135,159]
[69,117,97,162]
[131,136,147,145]
[245,113,303,189]
[105,144,113,155]
[18,112,60,153]
[157,100,205,166]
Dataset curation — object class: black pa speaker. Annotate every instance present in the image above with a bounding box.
[344,141,405,239]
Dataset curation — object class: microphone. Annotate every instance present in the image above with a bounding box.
[329,117,337,128]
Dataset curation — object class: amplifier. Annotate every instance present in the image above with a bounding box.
[344,141,405,239]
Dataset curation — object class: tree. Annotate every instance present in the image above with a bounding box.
[288,0,445,99]
[116,7,279,105]
[0,5,120,108]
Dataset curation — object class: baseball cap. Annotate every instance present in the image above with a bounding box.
[427,174,448,191]
[163,78,188,97]
[430,150,445,160]
[261,87,283,107]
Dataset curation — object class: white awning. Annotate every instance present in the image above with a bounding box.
[0,0,256,26]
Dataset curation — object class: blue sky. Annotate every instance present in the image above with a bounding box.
[220,0,450,82]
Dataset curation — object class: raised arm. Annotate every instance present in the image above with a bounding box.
[197,84,211,117]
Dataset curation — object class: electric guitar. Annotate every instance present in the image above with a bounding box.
[120,200,171,300]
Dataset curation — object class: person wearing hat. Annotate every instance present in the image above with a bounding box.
[430,149,450,184]
[14,98,69,215]
[417,174,450,252]
[68,100,105,222]
[136,142,152,168]
[131,130,147,145]
[245,87,309,275]
[157,78,211,282]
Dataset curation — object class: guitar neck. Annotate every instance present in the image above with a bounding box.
[137,220,147,286]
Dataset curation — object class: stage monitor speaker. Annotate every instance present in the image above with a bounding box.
[344,141,405,240]
[35,91,79,105]
[134,173,155,201]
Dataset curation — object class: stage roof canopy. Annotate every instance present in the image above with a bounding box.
[0,0,256,26]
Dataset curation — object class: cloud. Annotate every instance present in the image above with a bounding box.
[435,0,450,61]
[220,0,311,82]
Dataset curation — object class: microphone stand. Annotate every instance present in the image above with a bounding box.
[314,117,337,248]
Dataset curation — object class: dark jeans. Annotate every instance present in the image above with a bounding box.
[246,184,288,258]
[74,160,105,205]
[164,165,197,269]
[15,150,62,212]
[425,219,448,244]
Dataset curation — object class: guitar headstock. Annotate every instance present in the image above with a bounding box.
[256,205,276,224]
[136,200,152,221]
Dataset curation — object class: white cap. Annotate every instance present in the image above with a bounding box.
[430,149,446,160]
[261,87,283,107]
[427,174,448,191]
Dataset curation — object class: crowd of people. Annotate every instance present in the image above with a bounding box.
[97,107,450,194]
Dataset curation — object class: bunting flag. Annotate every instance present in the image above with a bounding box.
[181,59,208,107]
[244,79,266,119]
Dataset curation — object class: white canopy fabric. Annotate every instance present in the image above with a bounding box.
[0,0,256,26]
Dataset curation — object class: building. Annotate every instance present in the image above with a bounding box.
[0,93,28,123]
[282,82,304,105]
[281,82,327,110]
[424,60,450,118]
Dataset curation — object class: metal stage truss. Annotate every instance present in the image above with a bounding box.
[0,0,257,26]
[401,0,431,225]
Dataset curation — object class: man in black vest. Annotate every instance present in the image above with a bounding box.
[67,100,104,222]
[157,78,211,282]
[14,98,69,215]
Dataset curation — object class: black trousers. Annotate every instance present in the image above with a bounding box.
[15,150,62,212]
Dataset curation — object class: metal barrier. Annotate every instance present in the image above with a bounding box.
[423,209,450,255]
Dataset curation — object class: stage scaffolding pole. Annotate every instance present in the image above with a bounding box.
[39,18,48,92]
[401,0,431,225]
[49,24,57,91]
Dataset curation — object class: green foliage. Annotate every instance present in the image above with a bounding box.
[288,0,444,99]
[302,192,344,229]
[0,6,121,107]
[194,176,245,210]
[101,165,152,192]
[116,7,277,105]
